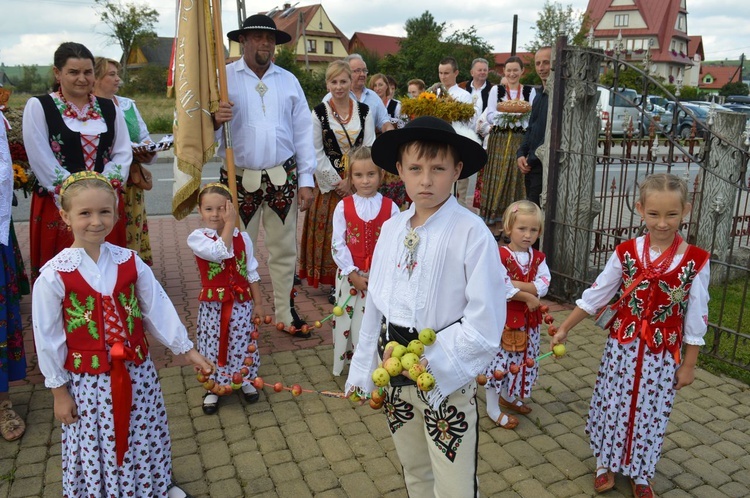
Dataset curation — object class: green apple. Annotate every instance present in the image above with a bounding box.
[391,344,408,359]
[409,363,426,380]
[372,367,391,387]
[418,328,437,346]
[383,357,403,377]
[400,352,420,371]
[407,340,425,356]
[553,344,567,357]
[416,372,435,391]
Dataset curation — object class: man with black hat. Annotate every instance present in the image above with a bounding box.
[213,14,316,338]
[345,116,508,497]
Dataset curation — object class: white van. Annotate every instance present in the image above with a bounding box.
[597,87,642,136]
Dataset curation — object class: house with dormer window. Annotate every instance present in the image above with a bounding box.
[586,0,704,87]
[230,3,349,72]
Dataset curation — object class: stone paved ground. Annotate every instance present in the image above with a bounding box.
[2,216,750,497]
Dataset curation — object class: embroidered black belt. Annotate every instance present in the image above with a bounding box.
[377,318,462,387]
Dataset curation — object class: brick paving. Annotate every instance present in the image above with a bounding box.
[2,215,750,497]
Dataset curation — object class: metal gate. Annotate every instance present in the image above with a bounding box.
[542,40,750,375]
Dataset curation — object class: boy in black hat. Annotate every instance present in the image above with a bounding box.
[345,116,509,497]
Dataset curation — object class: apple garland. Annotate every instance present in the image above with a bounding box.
[194,304,567,407]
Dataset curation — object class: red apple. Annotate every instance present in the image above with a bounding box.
[349,288,357,296]
[300,324,310,334]
[370,389,385,404]
[264,315,273,324]
[240,367,249,376]
[539,305,550,314]
[548,325,558,337]
[232,372,244,385]
[493,370,505,380]
[243,357,254,367]
[247,343,257,354]
[291,384,303,397]
[476,374,488,386]
[544,314,555,324]
[369,398,384,410]
[273,382,283,393]
[288,325,297,335]
[250,331,260,340]
[509,363,520,374]
[276,322,285,331]
[253,316,262,326]
[525,358,535,368]
[253,377,264,389]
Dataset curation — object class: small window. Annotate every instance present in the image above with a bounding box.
[307,39,317,53]
[324,41,333,54]
[703,75,713,84]
[614,14,629,27]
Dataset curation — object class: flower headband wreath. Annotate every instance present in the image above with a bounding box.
[200,182,233,198]
[59,171,113,196]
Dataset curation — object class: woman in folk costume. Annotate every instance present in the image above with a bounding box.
[552,173,710,498]
[0,110,28,441]
[480,56,536,238]
[32,171,212,498]
[94,57,156,265]
[22,42,132,280]
[484,201,550,430]
[188,183,265,414]
[330,146,399,375]
[299,60,375,300]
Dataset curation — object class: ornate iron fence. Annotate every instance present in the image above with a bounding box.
[543,39,750,374]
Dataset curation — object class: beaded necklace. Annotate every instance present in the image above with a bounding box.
[329,99,353,125]
[58,91,101,122]
[642,233,682,278]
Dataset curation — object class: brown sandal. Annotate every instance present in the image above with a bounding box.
[494,412,519,429]
[0,400,26,441]
[630,479,655,498]
[593,467,615,493]
[499,397,532,414]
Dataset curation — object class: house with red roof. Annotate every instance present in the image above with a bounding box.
[230,3,349,72]
[698,64,742,95]
[349,32,402,57]
[492,52,535,74]
[585,0,703,87]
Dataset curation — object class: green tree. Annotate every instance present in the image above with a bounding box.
[120,64,168,95]
[719,81,749,97]
[527,1,589,52]
[379,11,494,95]
[273,46,327,106]
[15,65,47,93]
[94,0,159,73]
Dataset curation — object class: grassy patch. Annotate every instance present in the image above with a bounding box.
[701,278,750,385]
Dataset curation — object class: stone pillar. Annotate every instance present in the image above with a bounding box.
[695,111,747,285]
[544,45,605,300]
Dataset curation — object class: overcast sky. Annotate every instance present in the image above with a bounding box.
[2,0,749,67]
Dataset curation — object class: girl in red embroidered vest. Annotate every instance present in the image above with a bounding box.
[188,183,265,414]
[331,146,399,376]
[32,171,213,498]
[552,174,710,497]
[484,200,550,429]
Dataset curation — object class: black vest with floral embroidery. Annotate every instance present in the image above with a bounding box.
[313,101,369,177]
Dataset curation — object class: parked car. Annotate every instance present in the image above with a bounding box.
[597,87,643,135]
[723,103,750,122]
[725,95,750,105]
[647,95,671,109]
[672,103,728,139]
[642,104,674,135]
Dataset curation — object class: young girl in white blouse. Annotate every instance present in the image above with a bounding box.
[551,173,710,498]
[32,171,212,498]
[346,117,509,497]
[330,146,399,376]
[484,200,550,430]
[188,183,265,414]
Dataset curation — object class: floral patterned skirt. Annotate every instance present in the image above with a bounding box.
[62,357,172,497]
[30,191,127,281]
[197,301,260,387]
[298,187,341,288]
[378,172,410,210]
[124,185,152,266]
[331,270,366,376]
[479,128,526,225]
[0,222,27,392]
[586,337,677,480]
[484,325,540,399]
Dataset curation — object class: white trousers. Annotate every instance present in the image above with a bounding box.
[385,382,480,498]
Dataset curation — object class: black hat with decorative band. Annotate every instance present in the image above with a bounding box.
[227,14,292,44]
[371,116,487,180]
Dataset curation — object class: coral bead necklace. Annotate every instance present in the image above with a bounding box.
[57,91,101,122]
